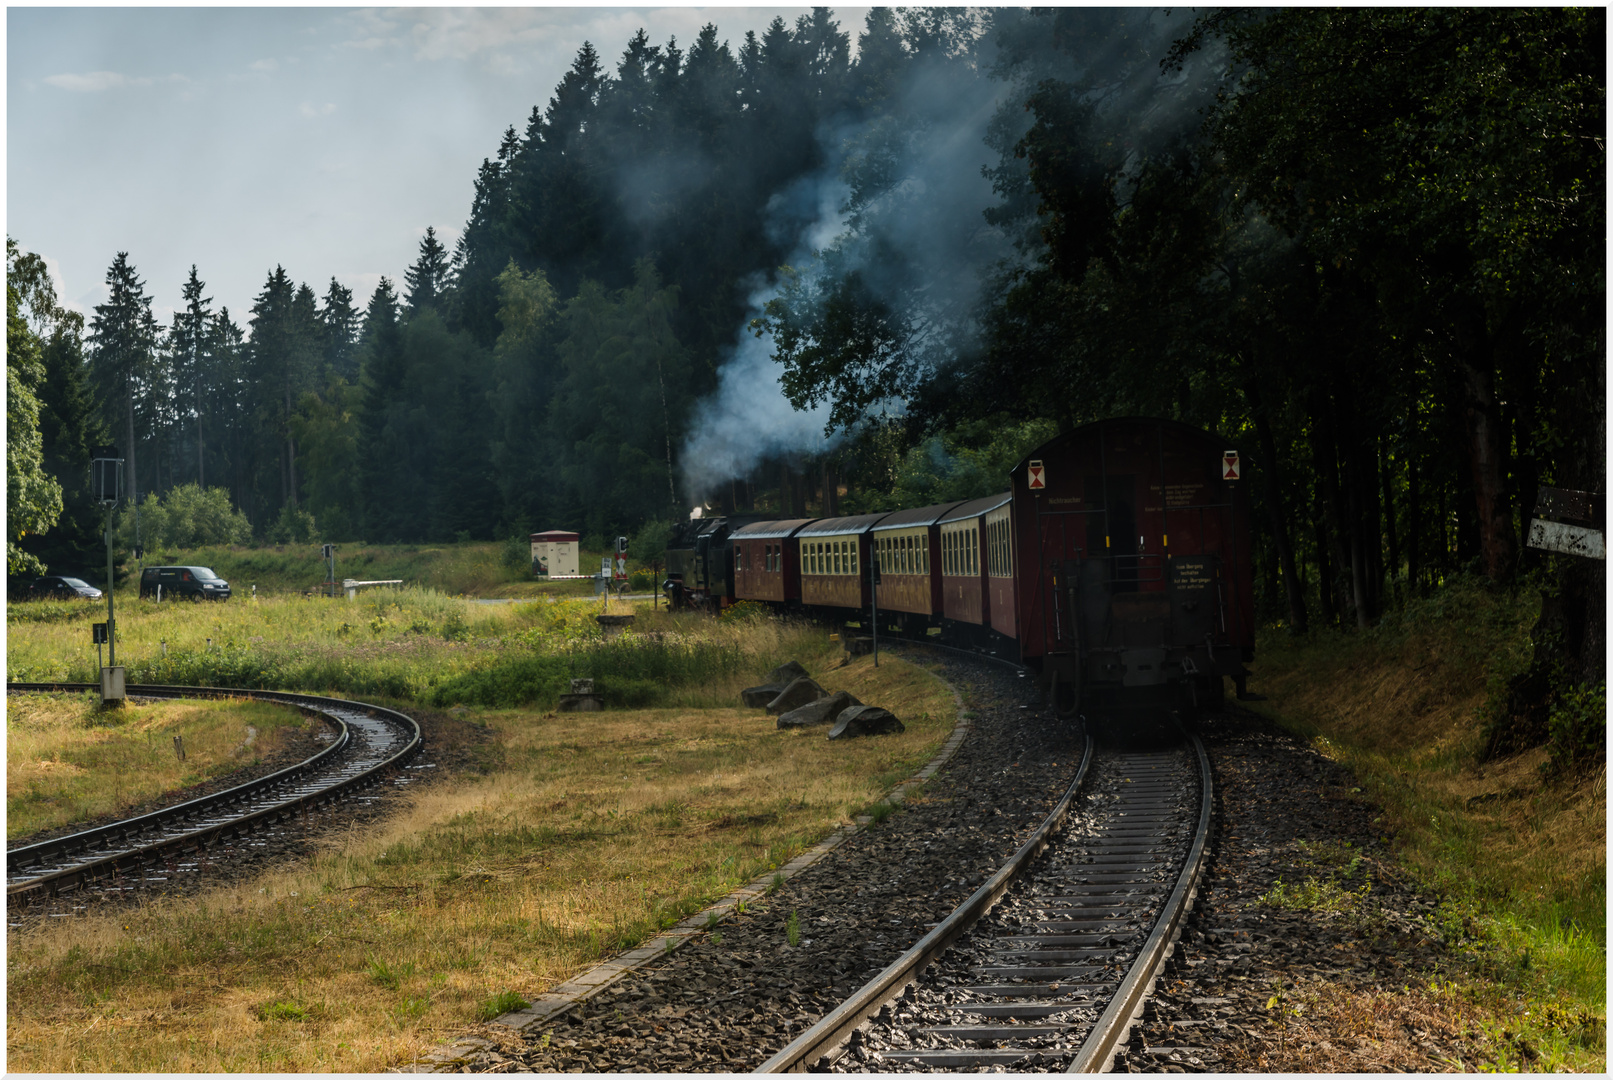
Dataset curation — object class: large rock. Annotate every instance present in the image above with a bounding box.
[777,690,861,730]
[741,661,813,708]
[740,683,785,708]
[828,705,905,739]
[766,676,828,716]
[766,660,810,685]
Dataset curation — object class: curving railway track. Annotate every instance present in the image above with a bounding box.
[5,683,422,902]
[760,732,1210,1073]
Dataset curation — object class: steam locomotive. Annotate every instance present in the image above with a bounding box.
[665,417,1255,718]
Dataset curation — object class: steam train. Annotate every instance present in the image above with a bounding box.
[665,417,1255,718]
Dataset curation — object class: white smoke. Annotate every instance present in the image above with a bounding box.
[679,174,852,501]
[679,47,1015,503]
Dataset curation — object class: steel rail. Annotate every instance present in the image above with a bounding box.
[1066,734,1213,1073]
[757,734,1096,1073]
[6,683,422,899]
[758,734,1212,1074]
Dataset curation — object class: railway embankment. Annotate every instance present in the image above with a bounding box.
[1195,575,1605,1071]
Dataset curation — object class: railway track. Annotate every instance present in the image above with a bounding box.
[5,683,422,902]
[761,731,1211,1073]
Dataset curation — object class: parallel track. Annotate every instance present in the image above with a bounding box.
[6,683,422,901]
[760,732,1211,1073]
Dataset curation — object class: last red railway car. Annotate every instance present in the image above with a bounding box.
[1010,417,1254,717]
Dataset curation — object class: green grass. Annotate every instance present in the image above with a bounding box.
[7,588,818,712]
[67,539,650,599]
[1248,574,1604,1064]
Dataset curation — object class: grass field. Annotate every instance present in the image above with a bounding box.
[7,694,315,840]
[55,539,636,599]
[7,589,781,713]
[5,650,957,1072]
[1248,574,1605,1070]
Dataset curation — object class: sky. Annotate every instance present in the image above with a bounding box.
[6,6,869,328]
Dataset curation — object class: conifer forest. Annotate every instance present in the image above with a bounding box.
[9,8,1604,725]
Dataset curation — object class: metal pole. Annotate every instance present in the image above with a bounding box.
[871,553,879,668]
[106,507,117,668]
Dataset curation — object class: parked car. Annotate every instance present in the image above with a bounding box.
[28,575,104,601]
[140,565,231,601]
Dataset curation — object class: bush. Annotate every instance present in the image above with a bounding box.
[119,484,252,550]
[629,520,674,565]
[267,505,320,545]
[1547,682,1605,772]
[501,535,530,571]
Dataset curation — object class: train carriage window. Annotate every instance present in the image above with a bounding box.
[851,541,858,576]
[922,533,929,574]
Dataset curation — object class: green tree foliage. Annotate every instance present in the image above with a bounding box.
[487,259,560,536]
[88,252,161,505]
[320,277,360,380]
[550,260,690,536]
[7,260,64,576]
[290,373,362,542]
[117,482,252,551]
[8,238,106,576]
[403,227,452,315]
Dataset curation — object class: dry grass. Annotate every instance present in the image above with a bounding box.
[1225,978,1602,1072]
[1246,579,1605,1069]
[7,694,312,840]
[6,651,956,1073]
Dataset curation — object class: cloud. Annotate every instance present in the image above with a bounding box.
[249,58,278,73]
[299,101,337,117]
[44,71,186,92]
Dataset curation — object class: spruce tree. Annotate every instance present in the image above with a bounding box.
[404,227,451,315]
[320,277,360,379]
[89,252,161,507]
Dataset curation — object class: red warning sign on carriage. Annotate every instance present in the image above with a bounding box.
[1223,451,1241,480]
[1027,460,1046,489]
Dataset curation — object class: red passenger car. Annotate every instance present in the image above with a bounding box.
[1009,418,1253,716]
[731,519,813,603]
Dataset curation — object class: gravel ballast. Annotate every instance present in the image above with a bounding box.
[439,653,1473,1074]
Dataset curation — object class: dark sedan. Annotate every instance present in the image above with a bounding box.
[29,575,104,601]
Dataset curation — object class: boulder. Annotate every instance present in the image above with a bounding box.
[766,660,810,685]
[828,705,905,739]
[766,676,829,715]
[777,690,861,730]
[741,662,812,708]
[740,683,785,708]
